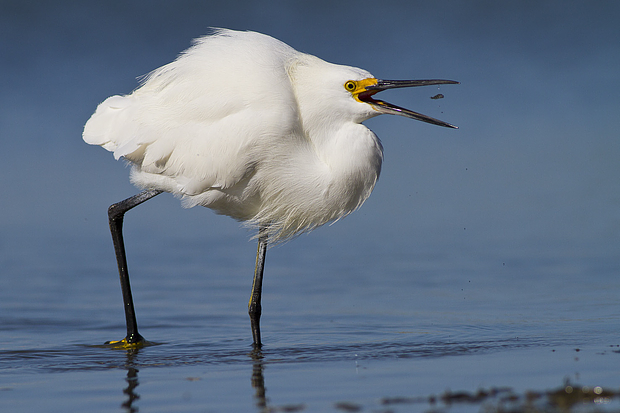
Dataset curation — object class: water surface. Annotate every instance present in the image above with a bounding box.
[1,1,619,412]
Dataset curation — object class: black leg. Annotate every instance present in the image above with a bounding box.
[107,189,163,346]
[249,227,268,348]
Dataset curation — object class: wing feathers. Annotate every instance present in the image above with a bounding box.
[83,29,300,199]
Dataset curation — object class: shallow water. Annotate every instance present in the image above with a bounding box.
[2,231,619,411]
[1,1,619,412]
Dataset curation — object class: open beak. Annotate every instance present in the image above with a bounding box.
[359,79,459,128]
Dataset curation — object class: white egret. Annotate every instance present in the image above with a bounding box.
[83,29,457,348]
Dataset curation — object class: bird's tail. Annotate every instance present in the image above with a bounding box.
[83,95,146,160]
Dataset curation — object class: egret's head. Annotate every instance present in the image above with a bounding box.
[289,56,457,129]
[344,78,458,128]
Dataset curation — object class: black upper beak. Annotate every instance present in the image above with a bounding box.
[360,79,459,128]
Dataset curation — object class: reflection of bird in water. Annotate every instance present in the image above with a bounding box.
[121,367,140,413]
[83,29,458,348]
[250,350,267,410]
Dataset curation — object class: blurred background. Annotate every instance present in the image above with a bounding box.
[1,3,619,410]
[0,0,618,320]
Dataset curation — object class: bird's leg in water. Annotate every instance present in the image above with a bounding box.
[107,189,163,347]
[249,227,268,348]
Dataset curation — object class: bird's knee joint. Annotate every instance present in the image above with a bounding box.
[108,203,125,221]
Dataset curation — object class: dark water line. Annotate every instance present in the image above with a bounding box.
[0,334,571,374]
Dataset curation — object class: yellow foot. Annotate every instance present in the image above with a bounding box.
[104,337,148,349]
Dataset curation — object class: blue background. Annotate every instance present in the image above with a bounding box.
[1,2,619,412]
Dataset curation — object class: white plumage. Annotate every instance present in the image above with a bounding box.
[84,29,457,347]
[84,29,387,241]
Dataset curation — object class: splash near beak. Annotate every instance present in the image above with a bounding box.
[359,79,459,129]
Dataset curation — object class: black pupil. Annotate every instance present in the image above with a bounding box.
[347,82,354,90]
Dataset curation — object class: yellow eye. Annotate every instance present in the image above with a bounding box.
[344,81,356,92]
